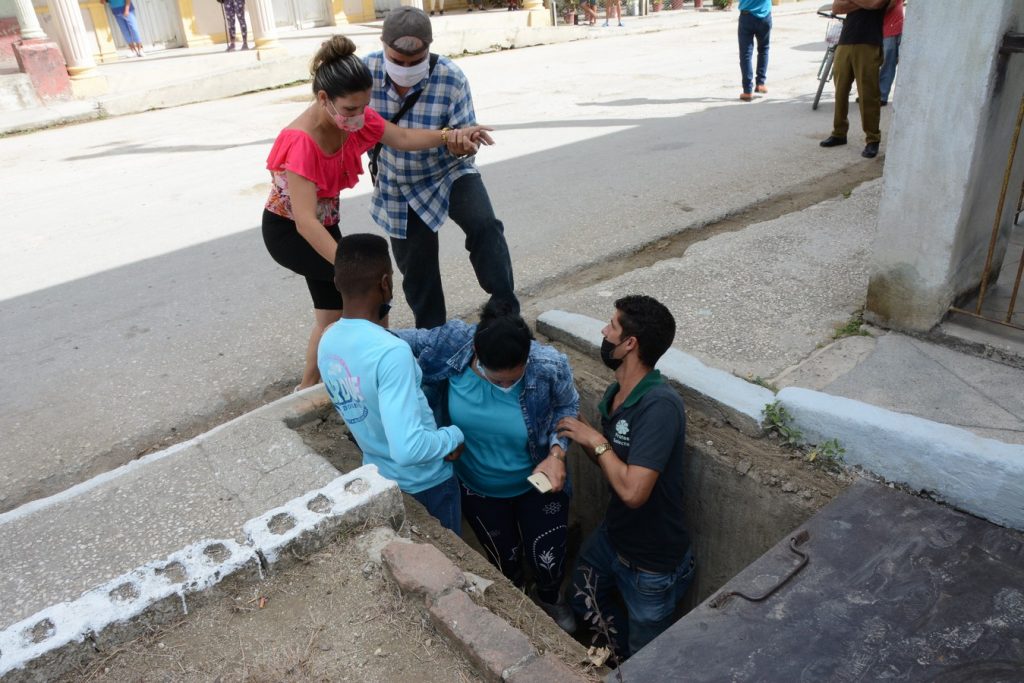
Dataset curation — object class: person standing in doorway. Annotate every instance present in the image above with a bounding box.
[106,0,145,57]
[737,0,772,101]
[222,0,249,51]
[428,0,444,16]
[819,0,892,159]
[365,8,518,329]
[879,0,903,106]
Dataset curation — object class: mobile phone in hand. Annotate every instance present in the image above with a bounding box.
[527,472,553,494]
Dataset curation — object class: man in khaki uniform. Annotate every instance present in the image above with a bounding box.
[819,0,892,159]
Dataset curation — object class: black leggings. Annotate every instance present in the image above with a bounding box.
[460,479,570,603]
[262,209,342,310]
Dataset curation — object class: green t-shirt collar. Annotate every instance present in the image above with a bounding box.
[599,370,664,419]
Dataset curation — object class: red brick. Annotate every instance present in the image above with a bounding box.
[429,590,535,682]
[505,653,589,683]
[13,39,71,101]
[381,541,465,602]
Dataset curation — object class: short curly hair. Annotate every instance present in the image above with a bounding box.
[614,295,676,368]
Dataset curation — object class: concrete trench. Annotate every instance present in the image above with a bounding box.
[296,334,848,641]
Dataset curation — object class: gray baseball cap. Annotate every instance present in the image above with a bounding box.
[382,7,433,55]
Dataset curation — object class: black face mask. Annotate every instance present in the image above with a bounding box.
[600,337,627,371]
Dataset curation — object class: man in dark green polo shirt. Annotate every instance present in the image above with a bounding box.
[558,295,693,659]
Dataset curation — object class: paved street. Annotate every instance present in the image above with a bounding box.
[0,9,883,511]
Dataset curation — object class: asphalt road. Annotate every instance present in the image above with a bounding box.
[0,9,876,511]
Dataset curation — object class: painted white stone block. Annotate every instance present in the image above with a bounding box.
[778,387,1024,531]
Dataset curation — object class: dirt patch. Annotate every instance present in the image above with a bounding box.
[297,416,595,674]
[61,421,592,683]
[64,527,485,683]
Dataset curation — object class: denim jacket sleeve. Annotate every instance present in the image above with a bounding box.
[546,352,580,452]
[392,321,475,382]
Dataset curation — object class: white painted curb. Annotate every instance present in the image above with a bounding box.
[538,310,1024,532]
[537,310,773,435]
[0,466,401,679]
[778,387,1024,530]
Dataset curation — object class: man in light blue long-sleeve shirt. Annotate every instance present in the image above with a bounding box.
[318,234,465,532]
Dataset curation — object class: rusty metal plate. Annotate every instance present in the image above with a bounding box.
[616,480,1024,682]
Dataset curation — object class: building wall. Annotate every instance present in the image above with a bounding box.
[866,0,1024,332]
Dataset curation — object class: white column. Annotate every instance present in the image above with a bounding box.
[45,0,98,78]
[13,0,47,41]
[523,0,551,26]
[245,0,283,54]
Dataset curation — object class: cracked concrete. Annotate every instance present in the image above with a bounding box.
[0,396,339,631]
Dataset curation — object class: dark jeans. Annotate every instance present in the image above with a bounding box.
[738,11,771,94]
[460,480,570,604]
[880,34,901,103]
[390,173,517,329]
[570,524,695,659]
[411,474,462,534]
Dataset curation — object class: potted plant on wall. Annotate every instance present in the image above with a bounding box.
[712,0,733,8]
[652,0,662,9]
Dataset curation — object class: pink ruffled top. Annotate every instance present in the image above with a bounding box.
[265,107,386,226]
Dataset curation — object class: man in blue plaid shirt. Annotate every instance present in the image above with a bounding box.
[365,7,518,328]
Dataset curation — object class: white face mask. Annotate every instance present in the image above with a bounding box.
[384,53,430,88]
[476,359,523,394]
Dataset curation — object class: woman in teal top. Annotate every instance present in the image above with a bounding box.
[397,300,580,633]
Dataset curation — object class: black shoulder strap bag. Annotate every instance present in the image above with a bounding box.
[368,53,440,187]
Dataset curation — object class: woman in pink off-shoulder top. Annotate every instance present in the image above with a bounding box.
[262,34,493,391]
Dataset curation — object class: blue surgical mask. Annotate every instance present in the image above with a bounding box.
[476,359,523,394]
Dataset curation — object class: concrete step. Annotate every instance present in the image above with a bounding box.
[0,73,41,112]
[0,389,351,659]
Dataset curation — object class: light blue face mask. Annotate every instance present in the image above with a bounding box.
[476,359,523,394]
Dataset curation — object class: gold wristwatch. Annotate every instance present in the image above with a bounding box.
[594,443,613,457]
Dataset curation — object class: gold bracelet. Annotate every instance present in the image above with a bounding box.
[440,127,452,144]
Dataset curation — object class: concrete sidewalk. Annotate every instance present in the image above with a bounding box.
[537,178,1024,447]
[0,1,814,135]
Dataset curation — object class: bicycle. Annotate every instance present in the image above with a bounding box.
[813,6,844,111]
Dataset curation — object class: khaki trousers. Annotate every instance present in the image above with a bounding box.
[831,43,883,144]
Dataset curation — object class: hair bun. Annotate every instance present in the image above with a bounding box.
[480,297,519,322]
[310,35,357,78]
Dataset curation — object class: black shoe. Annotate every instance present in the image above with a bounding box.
[820,136,847,148]
[429,9,434,14]
[862,142,879,158]
[880,101,888,107]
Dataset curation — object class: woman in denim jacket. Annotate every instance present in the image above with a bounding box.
[396,301,579,632]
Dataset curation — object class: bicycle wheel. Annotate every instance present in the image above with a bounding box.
[813,50,834,111]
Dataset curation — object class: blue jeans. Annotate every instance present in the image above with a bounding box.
[880,34,901,103]
[570,524,695,659]
[411,474,462,535]
[738,11,771,94]
[390,173,517,329]
[112,5,142,44]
